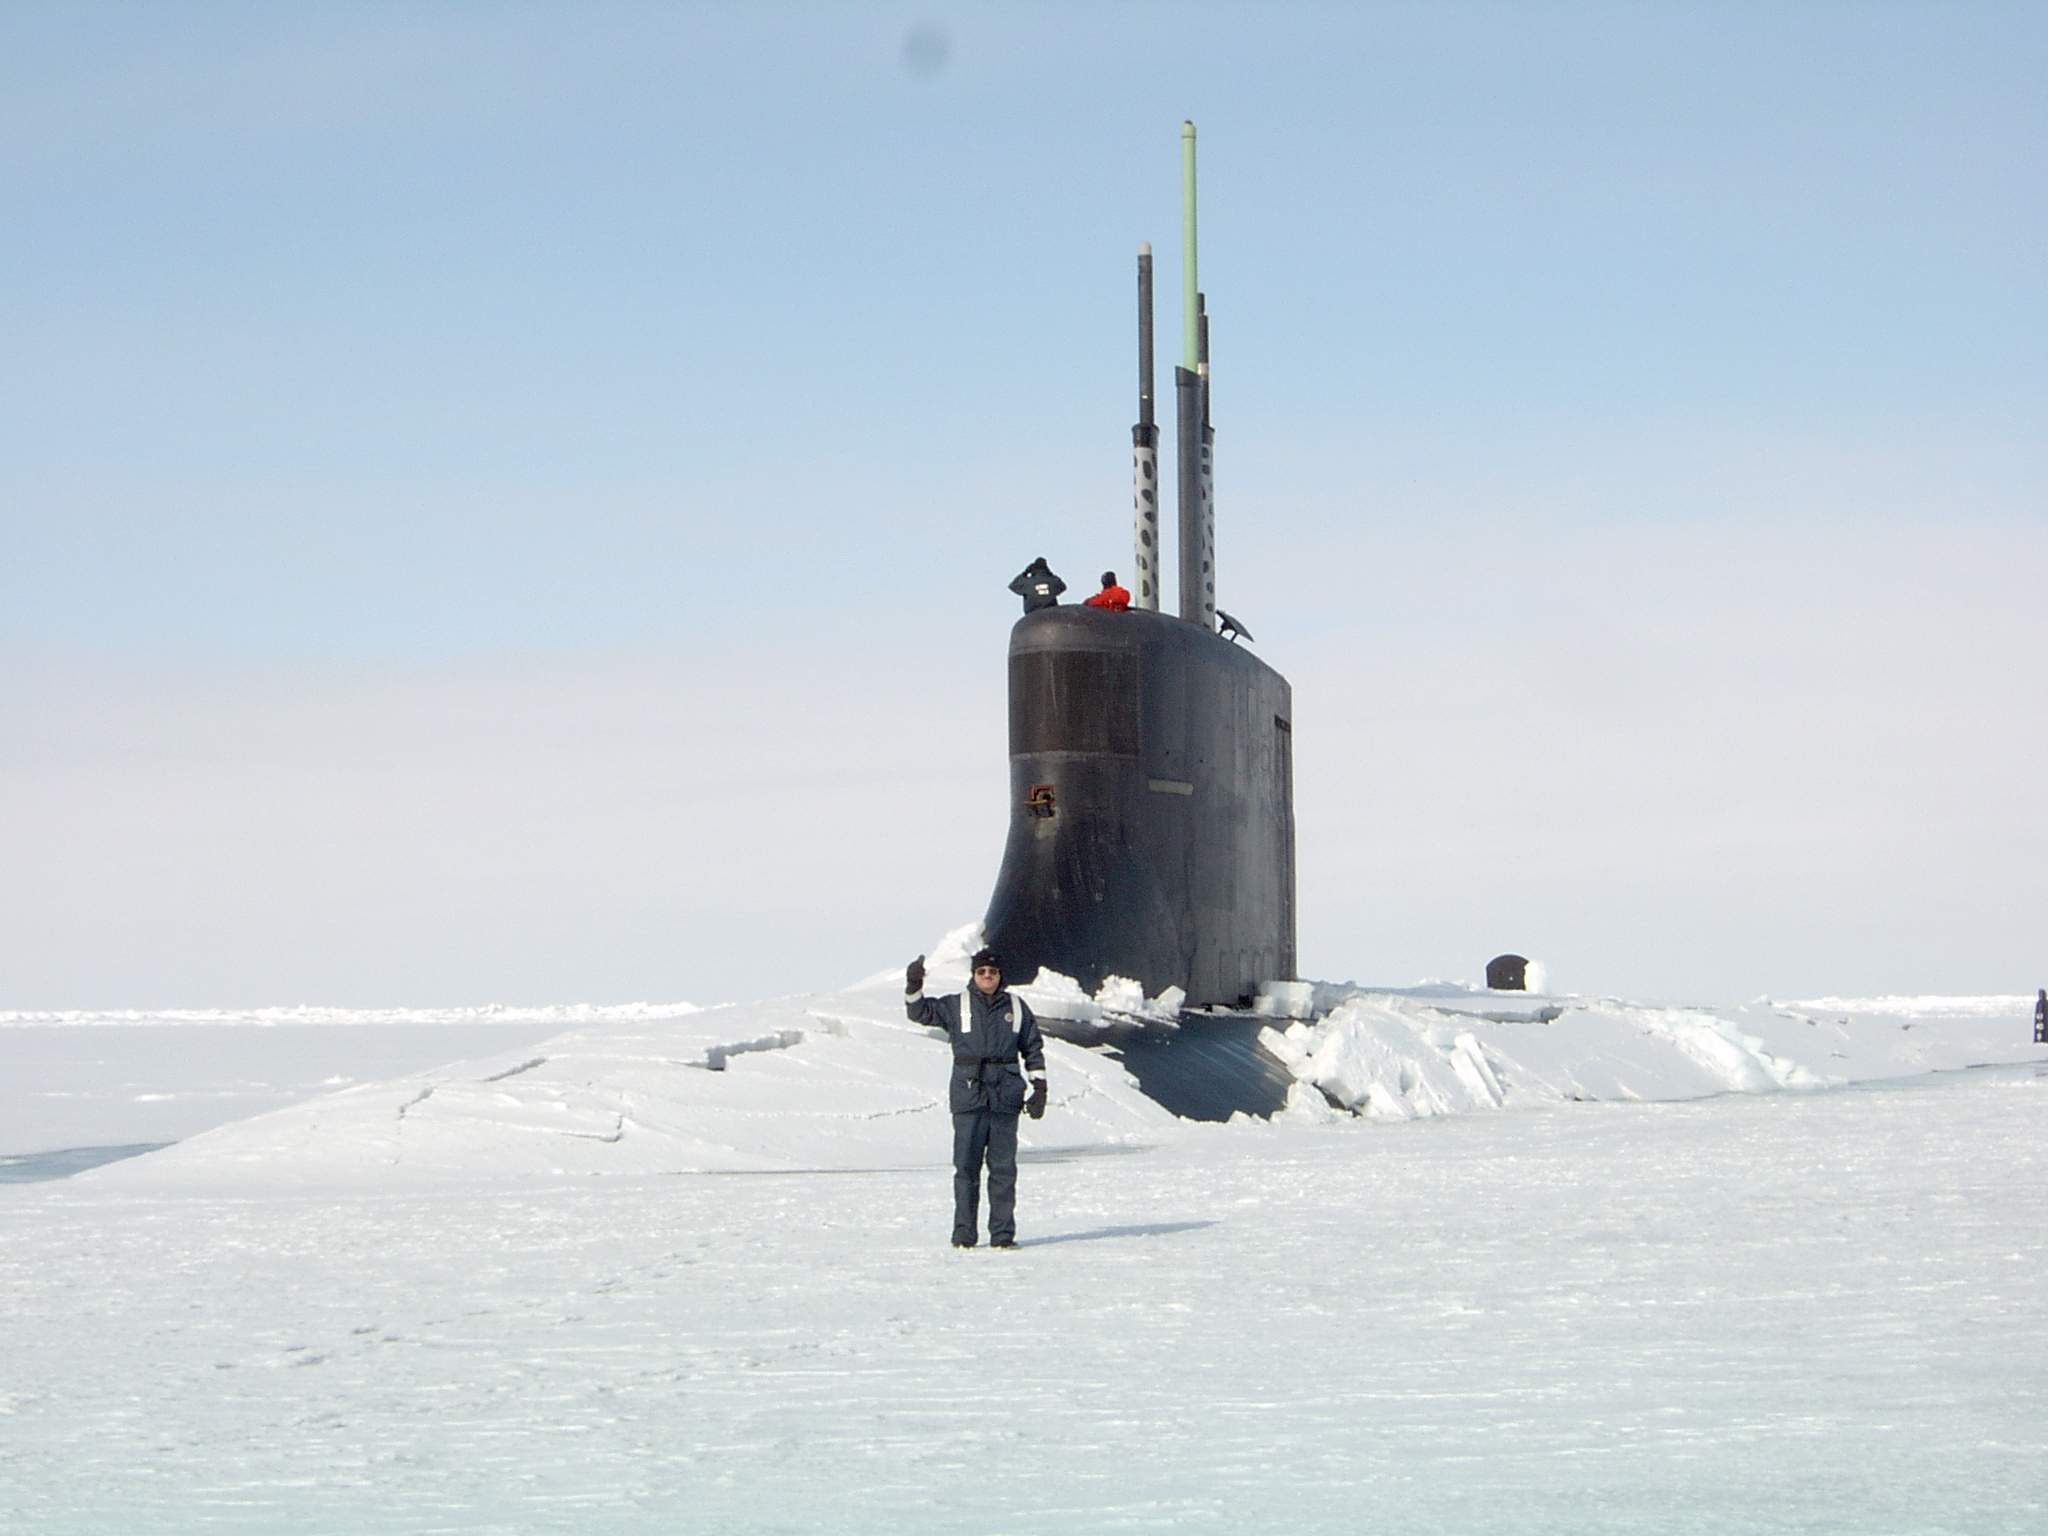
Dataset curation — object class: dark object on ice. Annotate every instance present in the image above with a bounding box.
[2035,988,2046,1044]
[906,965,1047,1247]
[1036,1011,1295,1122]
[1009,558,1066,614]
[1486,954,1530,991]
[981,125,1295,1009]
[984,605,1293,1006]
[1215,608,1251,644]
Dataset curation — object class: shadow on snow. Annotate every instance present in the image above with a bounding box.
[1017,1220,1216,1248]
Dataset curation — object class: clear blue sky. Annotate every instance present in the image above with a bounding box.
[4,2,2043,1007]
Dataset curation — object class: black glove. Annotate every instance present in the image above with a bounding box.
[905,955,925,995]
[1026,1078,1047,1120]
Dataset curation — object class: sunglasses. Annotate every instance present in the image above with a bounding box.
[973,965,1000,975]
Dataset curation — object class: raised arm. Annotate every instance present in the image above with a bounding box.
[904,955,955,1030]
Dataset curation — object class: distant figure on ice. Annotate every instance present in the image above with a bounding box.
[1009,557,1066,615]
[2035,988,2046,1044]
[905,948,1047,1248]
[1083,571,1131,611]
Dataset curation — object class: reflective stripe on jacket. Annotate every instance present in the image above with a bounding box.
[906,985,1047,1114]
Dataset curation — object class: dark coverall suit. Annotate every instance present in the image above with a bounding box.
[906,983,1047,1245]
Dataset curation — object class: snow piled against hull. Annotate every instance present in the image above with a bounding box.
[853,920,1186,1030]
[73,929,2046,1191]
[88,976,1177,1191]
[1257,984,2038,1120]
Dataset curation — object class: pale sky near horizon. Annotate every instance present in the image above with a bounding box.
[4,2,2044,1010]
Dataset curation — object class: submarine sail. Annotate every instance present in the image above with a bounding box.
[982,123,1297,1007]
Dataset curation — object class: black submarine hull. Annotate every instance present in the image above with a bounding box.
[983,605,1295,1006]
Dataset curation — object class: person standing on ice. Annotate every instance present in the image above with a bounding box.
[2035,989,2046,1044]
[1083,570,1131,611]
[1008,557,1066,615]
[905,948,1048,1248]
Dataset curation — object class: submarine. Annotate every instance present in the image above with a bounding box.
[984,123,1296,1010]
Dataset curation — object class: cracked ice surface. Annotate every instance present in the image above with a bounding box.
[75,975,1175,1190]
[3,1065,2045,1533]
[4,965,2047,1531]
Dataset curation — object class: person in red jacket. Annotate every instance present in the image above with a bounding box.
[1083,570,1131,611]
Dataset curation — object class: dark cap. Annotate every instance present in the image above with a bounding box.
[1101,571,1117,587]
[970,947,1001,971]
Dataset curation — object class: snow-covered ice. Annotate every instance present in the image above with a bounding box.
[2,960,2044,1532]
[1253,987,2039,1122]
[0,1014,640,1158]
